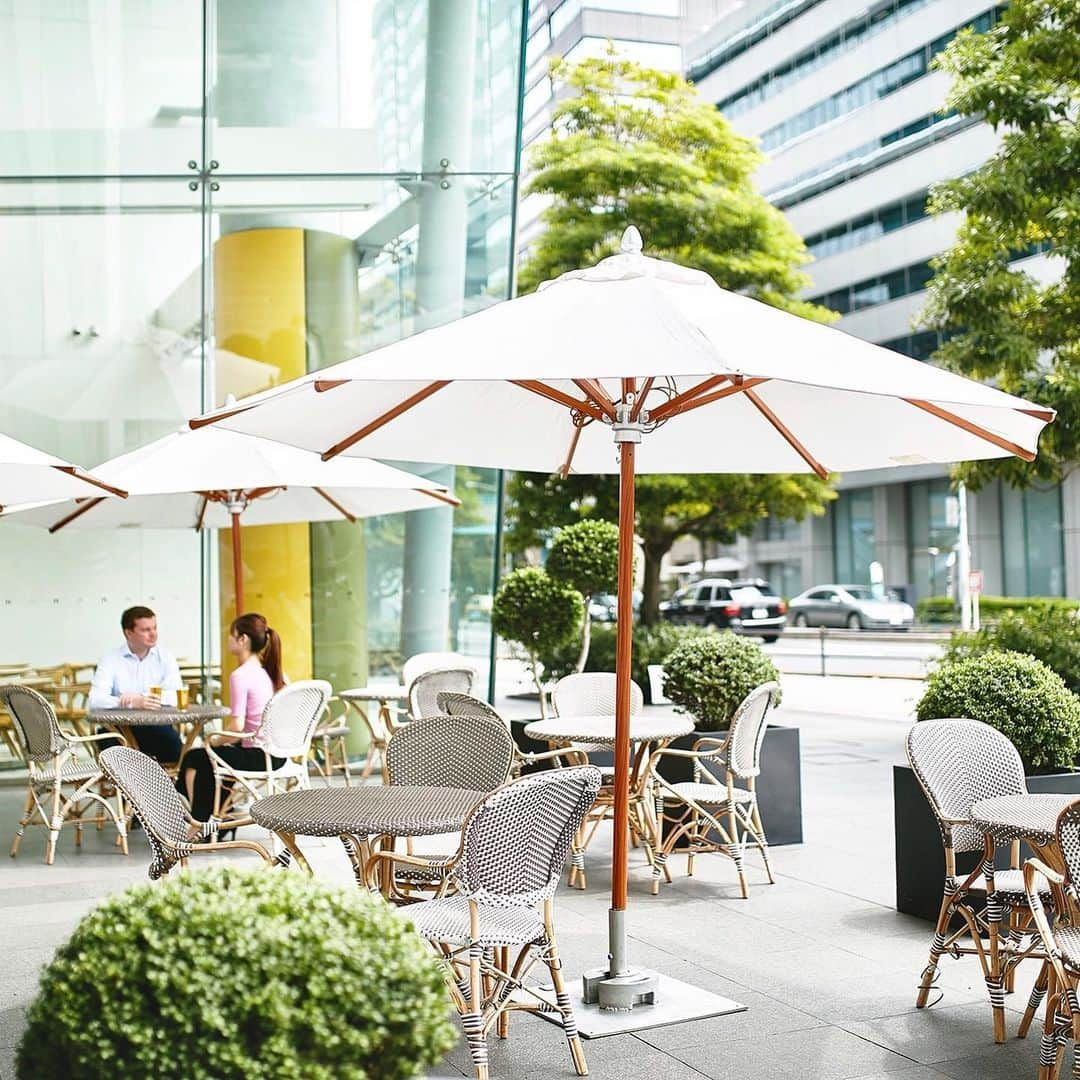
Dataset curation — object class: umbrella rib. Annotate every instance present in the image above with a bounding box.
[321,381,452,461]
[247,486,283,500]
[414,487,462,509]
[195,495,209,531]
[648,375,737,421]
[572,379,616,419]
[510,380,608,423]
[905,399,1037,462]
[560,423,584,478]
[189,401,253,430]
[48,497,107,534]
[744,389,830,479]
[651,378,768,421]
[630,377,655,420]
[51,465,128,499]
[313,487,359,523]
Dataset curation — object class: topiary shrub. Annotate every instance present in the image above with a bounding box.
[942,607,1080,695]
[662,632,780,731]
[16,866,457,1080]
[493,567,583,718]
[546,519,619,672]
[916,651,1080,772]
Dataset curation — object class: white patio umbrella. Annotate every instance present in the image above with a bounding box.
[0,432,127,510]
[4,425,458,612]
[188,227,1053,1009]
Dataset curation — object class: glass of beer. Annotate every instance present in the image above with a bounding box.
[176,686,190,711]
[148,685,163,705]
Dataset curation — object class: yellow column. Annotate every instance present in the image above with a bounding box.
[214,228,313,682]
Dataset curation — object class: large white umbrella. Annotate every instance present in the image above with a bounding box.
[4,425,458,612]
[0,432,127,510]
[189,228,1053,1007]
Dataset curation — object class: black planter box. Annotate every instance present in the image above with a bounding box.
[511,720,803,847]
[894,763,1080,921]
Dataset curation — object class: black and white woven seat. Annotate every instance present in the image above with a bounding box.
[403,766,601,1080]
[408,667,477,721]
[100,746,274,879]
[650,681,779,900]
[372,713,515,902]
[907,718,1051,1040]
[205,680,331,816]
[0,684,127,865]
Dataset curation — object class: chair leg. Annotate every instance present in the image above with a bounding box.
[916,884,955,1009]
[45,780,63,865]
[1021,961,1051,1039]
[463,943,489,1080]
[749,792,775,885]
[542,921,587,1077]
[10,787,34,857]
[339,737,352,787]
[727,802,748,899]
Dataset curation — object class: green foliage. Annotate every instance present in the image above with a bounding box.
[546,519,619,598]
[662,632,780,732]
[920,0,1080,488]
[917,651,1080,771]
[16,866,456,1080]
[943,607,1080,695]
[916,594,1079,624]
[492,567,584,658]
[509,52,836,624]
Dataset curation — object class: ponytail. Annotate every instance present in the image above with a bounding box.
[231,612,285,691]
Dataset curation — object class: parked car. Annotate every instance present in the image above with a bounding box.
[659,578,786,642]
[588,592,641,622]
[787,584,914,630]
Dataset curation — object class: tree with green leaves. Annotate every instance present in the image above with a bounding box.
[921,0,1080,490]
[513,53,836,620]
[491,567,583,719]
[546,519,619,672]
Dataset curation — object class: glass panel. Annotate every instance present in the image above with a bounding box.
[833,489,874,582]
[0,180,206,669]
[211,0,525,175]
[1023,486,1065,595]
[1000,483,1027,595]
[0,3,202,176]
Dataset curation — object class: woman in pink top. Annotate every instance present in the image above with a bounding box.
[178,612,285,821]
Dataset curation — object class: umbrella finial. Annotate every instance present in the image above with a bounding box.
[620,226,643,255]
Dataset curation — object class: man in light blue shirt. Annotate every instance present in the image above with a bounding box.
[89,605,184,762]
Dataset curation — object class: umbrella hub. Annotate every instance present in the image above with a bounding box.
[225,491,248,515]
[612,399,646,444]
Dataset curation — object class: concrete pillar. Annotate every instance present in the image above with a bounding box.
[968,481,1004,595]
[873,484,909,590]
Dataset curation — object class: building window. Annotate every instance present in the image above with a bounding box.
[763,516,802,541]
[761,561,804,599]
[811,260,933,315]
[906,479,959,600]
[1001,482,1065,596]
[804,192,928,261]
[878,331,949,362]
[833,489,875,583]
[758,7,1004,153]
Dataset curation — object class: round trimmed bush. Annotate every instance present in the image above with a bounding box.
[916,650,1080,772]
[16,866,457,1080]
[662,632,780,731]
[492,567,584,663]
[546,520,619,598]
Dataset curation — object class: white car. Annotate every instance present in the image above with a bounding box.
[787,584,914,630]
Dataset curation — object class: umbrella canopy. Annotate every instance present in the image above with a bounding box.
[0,432,126,510]
[3,425,458,611]
[189,227,1053,1004]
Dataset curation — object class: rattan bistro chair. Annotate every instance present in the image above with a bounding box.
[310,694,353,787]
[368,713,516,902]
[404,766,602,1080]
[649,681,779,899]
[1024,801,1080,1079]
[409,667,477,721]
[205,680,332,817]
[100,746,274,878]
[0,684,127,864]
[907,718,1052,1038]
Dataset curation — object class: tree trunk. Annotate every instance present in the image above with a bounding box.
[530,650,548,721]
[641,545,666,626]
[574,596,592,673]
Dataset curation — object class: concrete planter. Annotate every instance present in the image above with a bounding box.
[894,763,1080,921]
[511,720,803,847]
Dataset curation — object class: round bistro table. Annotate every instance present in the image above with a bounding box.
[971,793,1077,1044]
[338,685,410,781]
[523,714,695,888]
[90,704,230,763]
[251,785,485,895]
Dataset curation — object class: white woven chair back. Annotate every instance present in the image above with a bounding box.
[258,680,332,758]
[1056,801,1080,887]
[437,692,509,730]
[409,667,477,720]
[386,713,514,791]
[907,718,1027,854]
[100,745,191,846]
[726,682,780,780]
[552,672,643,718]
[0,684,66,761]
[454,766,602,907]
[402,651,477,689]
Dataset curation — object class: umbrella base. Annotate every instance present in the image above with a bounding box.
[582,966,659,1011]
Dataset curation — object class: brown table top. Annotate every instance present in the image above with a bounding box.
[89,704,229,727]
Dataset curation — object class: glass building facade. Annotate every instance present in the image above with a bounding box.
[0,1,527,715]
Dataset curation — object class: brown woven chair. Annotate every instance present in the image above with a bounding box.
[0,684,127,864]
[100,746,274,878]
[649,681,779,899]
[403,766,602,1080]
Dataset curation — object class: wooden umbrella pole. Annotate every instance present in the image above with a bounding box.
[231,510,244,614]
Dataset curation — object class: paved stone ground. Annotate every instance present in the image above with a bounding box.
[0,675,1055,1079]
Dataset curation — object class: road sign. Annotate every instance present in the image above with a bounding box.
[968,570,983,595]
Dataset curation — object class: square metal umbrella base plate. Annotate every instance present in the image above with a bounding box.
[521,974,746,1038]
